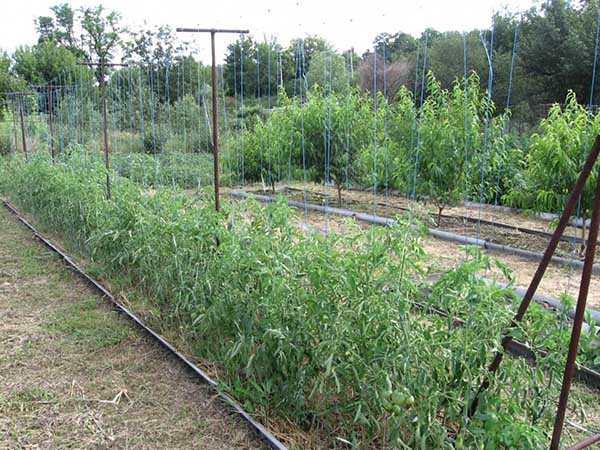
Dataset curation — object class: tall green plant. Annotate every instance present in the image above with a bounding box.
[505,91,599,246]
[415,72,491,225]
[0,153,597,448]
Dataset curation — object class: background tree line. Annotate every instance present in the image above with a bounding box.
[1,0,600,126]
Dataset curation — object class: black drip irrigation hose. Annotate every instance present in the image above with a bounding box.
[401,204,582,244]
[232,192,600,276]
[480,277,600,330]
[464,200,591,229]
[2,200,288,450]
[342,187,591,228]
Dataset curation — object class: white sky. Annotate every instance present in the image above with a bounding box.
[2,0,539,63]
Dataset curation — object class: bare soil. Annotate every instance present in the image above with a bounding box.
[265,182,594,259]
[0,206,266,450]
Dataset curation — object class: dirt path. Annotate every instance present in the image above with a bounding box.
[0,206,266,449]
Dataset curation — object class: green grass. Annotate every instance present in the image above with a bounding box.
[19,247,53,277]
[45,298,131,349]
[10,386,56,403]
[0,386,57,415]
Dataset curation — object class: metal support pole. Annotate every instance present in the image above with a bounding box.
[12,96,18,154]
[211,31,220,211]
[469,135,600,418]
[18,95,28,159]
[100,65,111,199]
[550,172,600,450]
[565,434,600,450]
[78,61,128,200]
[176,27,249,212]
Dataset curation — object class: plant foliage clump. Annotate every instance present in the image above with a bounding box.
[0,152,597,448]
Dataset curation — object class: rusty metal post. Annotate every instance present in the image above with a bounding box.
[549,172,600,450]
[176,27,249,212]
[18,95,28,160]
[78,61,128,200]
[11,96,18,154]
[48,86,55,162]
[211,31,220,211]
[469,135,600,418]
[100,64,111,199]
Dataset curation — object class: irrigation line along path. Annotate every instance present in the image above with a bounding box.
[2,199,288,450]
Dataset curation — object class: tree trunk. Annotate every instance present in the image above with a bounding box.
[337,184,343,206]
[437,206,444,228]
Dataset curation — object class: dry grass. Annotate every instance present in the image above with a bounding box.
[0,206,267,450]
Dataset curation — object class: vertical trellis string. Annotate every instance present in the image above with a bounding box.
[476,25,495,239]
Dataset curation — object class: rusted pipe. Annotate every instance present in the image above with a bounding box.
[211,31,220,212]
[18,95,27,159]
[564,433,600,450]
[469,135,600,418]
[77,61,128,200]
[48,86,55,162]
[176,27,249,212]
[550,170,600,450]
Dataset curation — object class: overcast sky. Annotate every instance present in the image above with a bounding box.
[2,0,538,63]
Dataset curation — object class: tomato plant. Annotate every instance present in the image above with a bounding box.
[1,152,597,449]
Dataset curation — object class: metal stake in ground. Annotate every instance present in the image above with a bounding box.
[11,92,36,160]
[176,27,250,212]
[565,433,600,450]
[549,171,600,450]
[468,134,600,419]
[78,61,128,200]
[11,96,18,155]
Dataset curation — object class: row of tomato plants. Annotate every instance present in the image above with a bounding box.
[0,152,597,449]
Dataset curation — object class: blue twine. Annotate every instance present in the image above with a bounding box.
[240,37,245,190]
[406,39,421,198]
[476,24,495,238]
[463,32,470,204]
[300,38,308,216]
[590,6,600,111]
[411,32,429,202]
[383,39,389,202]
